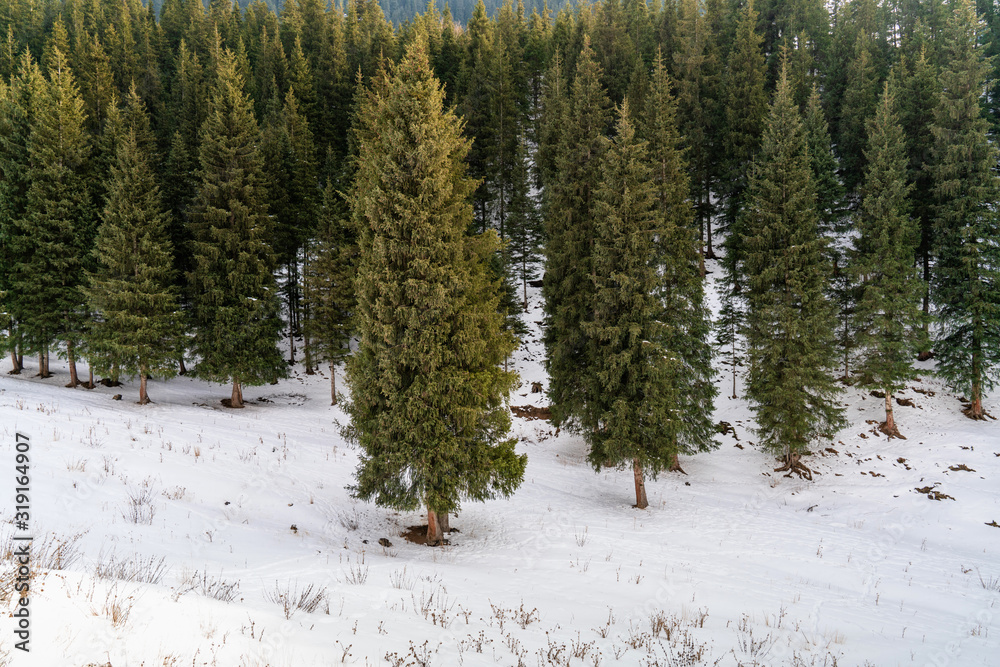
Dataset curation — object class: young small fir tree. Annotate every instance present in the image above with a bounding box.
[743,63,845,478]
[304,181,355,405]
[85,128,184,405]
[850,82,925,437]
[188,48,286,407]
[345,37,524,546]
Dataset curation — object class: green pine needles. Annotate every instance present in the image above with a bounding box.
[849,82,925,437]
[742,63,846,477]
[345,37,525,546]
[188,48,287,407]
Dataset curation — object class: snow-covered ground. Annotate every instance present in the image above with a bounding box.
[1,259,997,666]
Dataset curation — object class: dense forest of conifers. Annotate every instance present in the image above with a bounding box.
[1,0,998,534]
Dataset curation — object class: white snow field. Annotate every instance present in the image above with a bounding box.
[0,260,998,667]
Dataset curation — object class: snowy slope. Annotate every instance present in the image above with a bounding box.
[0,258,997,666]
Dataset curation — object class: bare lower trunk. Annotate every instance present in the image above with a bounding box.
[633,458,648,509]
[523,277,528,312]
[330,361,337,405]
[304,331,314,374]
[968,372,984,419]
[179,355,187,376]
[230,378,244,408]
[439,512,450,534]
[884,392,895,431]
[669,452,687,474]
[38,350,50,378]
[426,507,443,546]
[86,365,94,389]
[66,340,79,387]
[9,349,21,374]
[139,373,149,405]
[706,215,716,259]
[289,325,295,365]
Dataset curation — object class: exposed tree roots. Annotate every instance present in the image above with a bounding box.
[774,453,814,480]
[879,422,905,439]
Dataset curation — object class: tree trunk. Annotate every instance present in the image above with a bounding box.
[523,276,528,312]
[439,512,450,534]
[633,458,648,509]
[9,349,21,374]
[230,378,244,408]
[879,390,900,437]
[426,507,443,546]
[289,322,295,365]
[330,361,337,405]
[86,364,94,389]
[179,355,187,375]
[139,373,149,405]
[706,213,716,259]
[66,339,79,387]
[969,360,984,419]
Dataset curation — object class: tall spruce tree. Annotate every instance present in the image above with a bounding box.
[583,102,673,509]
[928,0,1000,420]
[716,0,767,398]
[743,63,845,478]
[188,48,286,408]
[345,38,525,546]
[849,82,924,437]
[643,52,717,466]
[542,37,610,427]
[0,52,43,375]
[85,128,184,405]
[10,44,92,384]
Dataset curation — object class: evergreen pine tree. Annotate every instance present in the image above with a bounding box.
[850,81,924,436]
[928,0,1000,420]
[85,127,184,405]
[584,101,670,509]
[542,37,610,428]
[10,44,92,384]
[0,52,43,375]
[743,63,845,478]
[188,48,286,408]
[643,53,718,466]
[304,181,355,405]
[837,35,881,195]
[346,38,524,546]
[507,129,543,311]
[896,48,940,346]
[716,0,766,397]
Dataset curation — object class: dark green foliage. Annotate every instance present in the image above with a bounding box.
[188,48,286,400]
[850,83,925,422]
[542,37,609,427]
[506,130,543,310]
[642,54,717,456]
[304,181,355,404]
[837,35,881,195]
[9,46,93,362]
[345,38,524,519]
[742,65,845,462]
[0,53,42,363]
[803,84,845,245]
[896,48,940,323]
[719,0,767,235]
[928,0,1000,418]
[584,101,683,489]
[85,127,184,403]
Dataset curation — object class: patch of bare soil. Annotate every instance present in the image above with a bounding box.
[511,404,552,421]
[401,525,458,546]
[915,484,955,501]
